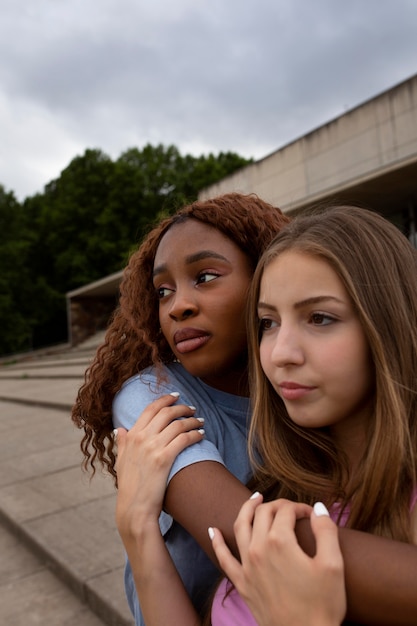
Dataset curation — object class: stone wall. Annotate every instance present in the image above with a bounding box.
[69,296,118,346]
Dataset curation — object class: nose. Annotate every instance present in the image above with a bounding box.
[168,288,198,321]
[269,324,304,367]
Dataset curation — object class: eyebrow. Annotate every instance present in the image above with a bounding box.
[257,295,344,311]
[153,250,230,278]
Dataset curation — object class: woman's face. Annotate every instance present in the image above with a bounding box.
[153,219,253,394]
[258,250,373,451]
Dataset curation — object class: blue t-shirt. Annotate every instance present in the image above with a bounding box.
[113,362,252,625]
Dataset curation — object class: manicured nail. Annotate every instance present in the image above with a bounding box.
[112,428,118,439]
[208,527,215,540]
[313,502,330,517]
[250,491,261,500]
[170,392,180,397]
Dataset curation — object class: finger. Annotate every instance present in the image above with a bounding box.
[129,393,192,431]
[142,404,199,435]
[233,498,306,564]
[137,393,181,426]
[120,415,204,467]
[114,428,129,473]
[142,411,205,451]
[311,503,344,569]
[232,492,264,557]
[273,499,312,521]
[210,527,243,583]
[112,427,126,453]
[158,419,205,461]
[233,497,287,559]
[262,500,313,553]
[252,498,311,535]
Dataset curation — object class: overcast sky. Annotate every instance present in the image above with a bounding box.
[1,0,416,201]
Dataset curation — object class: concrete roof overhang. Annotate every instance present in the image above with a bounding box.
[66,270,123,300]
[287,156,417,219]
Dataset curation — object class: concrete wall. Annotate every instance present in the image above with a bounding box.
[66,271,123,346]
[200,74,417,214]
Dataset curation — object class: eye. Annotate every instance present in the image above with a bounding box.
[259,317,278,332]
[196,271,220,284]
[156,286,174,299]
[309,312,336,326]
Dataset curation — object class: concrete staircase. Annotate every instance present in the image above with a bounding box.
[0,333,134,626]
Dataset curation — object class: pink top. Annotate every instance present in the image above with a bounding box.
[211,579,258,626]
[211,488,417,626]
[329,486,417,526]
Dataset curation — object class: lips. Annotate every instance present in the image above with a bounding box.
[279,382,315,401]
[173,328,211,354]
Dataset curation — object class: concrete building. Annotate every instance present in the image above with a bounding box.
[66,271,122,347]
[200,73,417,240]
[66,73,417,345]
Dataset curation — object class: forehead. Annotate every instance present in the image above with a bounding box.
[154,220,243,265]
[260,251,346,300]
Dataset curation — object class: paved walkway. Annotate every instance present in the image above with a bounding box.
[0,334,135,626]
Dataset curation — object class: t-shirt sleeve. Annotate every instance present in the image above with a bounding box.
[112,375,166,430]
[112,374,226,483]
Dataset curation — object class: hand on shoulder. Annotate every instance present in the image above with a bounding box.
[114,393,204,541]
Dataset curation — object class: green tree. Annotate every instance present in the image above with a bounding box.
[0,186,34,354]
[98,144,184,263]
[1,144,252,354]
[26,149,116,290]
[176,151,251,203]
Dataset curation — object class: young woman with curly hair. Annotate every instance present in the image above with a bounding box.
[72,192,291,623]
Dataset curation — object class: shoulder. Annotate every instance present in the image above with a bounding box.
[112,363,202,429]
[116,362,201,399]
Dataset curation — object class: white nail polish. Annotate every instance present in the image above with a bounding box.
[313,502,330,517]
[170,392,180,397]
[208,527,215,540]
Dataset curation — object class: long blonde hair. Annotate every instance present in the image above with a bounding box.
[247,205,417,542]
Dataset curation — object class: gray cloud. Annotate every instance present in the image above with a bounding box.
[1,0,416,199]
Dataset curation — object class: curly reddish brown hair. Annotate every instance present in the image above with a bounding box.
[71,193,290,481]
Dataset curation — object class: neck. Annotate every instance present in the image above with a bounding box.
[330,403,372,479]
[201,369,249,397]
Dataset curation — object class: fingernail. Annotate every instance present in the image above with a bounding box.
[112,428,118,439]
[208,527,215,540]
[196,417,205,423]
[250,491,261,500]
[198,428,205,435]
[170,392,180,397]
[313,502,330,517]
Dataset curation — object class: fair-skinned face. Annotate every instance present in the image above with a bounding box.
[153,219,253,395]
[258,250,374,457]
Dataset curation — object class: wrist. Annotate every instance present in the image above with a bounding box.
[118,514,161,544]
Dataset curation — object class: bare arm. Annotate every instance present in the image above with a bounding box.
[115,395,204,626]
[166,464,417,625]
[296,518,417,625]
[164,460,251,565]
